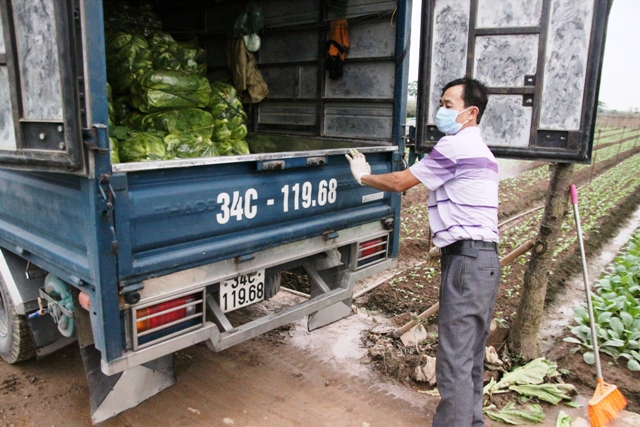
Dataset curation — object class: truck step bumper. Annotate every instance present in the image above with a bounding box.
[207,258,396,351]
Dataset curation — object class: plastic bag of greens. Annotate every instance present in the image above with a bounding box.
[165,133,219,158]
[106,32,153,93]
[131,70,211,112]
[148,32,206,76]
[109,137,121,164]
[209,81,246,119]
[118,131,167,162]
[154,109,214,138]
[178,40,206,68]
[208,80,249,150]
[216,139,250,156]
[130,109,214,139]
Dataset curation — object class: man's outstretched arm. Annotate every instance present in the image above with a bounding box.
[361,169,420,193]
[345,149,420,193]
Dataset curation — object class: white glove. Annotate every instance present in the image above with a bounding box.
[345,149,371,185]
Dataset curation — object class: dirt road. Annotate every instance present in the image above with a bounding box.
[1,302,433,427]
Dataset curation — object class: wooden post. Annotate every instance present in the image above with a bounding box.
[508,162,575,360]
[590,128,601,183]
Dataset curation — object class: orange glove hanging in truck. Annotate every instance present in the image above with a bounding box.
[326,19,349,79]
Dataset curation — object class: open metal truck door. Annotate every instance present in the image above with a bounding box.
[0,0,91,175]
[415,0,612,162]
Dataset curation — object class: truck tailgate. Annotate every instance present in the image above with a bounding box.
[113,148,396,283]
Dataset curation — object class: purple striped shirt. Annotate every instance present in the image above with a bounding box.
[409,126,499,247]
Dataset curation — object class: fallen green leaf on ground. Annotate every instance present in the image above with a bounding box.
[488,357,558,394]
[509,384,573,405]
[483,402,545,425]
[555,410,572,427]
[563,399,582,408]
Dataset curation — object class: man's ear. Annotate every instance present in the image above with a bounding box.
[469,106,480,122]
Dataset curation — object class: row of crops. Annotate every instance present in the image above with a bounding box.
[499,140,640,255]
[496,148,640,374]
[565,227,640,372]
[500,149,640,273]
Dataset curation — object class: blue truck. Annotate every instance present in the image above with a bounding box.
[0,0,609,423]
[0,0,409,422]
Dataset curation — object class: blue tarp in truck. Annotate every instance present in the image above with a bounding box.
[0,0,409,422]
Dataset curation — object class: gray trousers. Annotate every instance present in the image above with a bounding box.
[433,247,501,427]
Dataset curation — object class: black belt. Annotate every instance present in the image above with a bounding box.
[441,240,498,258]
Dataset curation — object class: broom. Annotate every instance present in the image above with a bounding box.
[570,184,628,427]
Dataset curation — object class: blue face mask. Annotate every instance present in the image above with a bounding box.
[435,107,471,135]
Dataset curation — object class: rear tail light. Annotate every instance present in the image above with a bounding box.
[136,296,196,333]
[131,290,205,350]
[357,235,389,268]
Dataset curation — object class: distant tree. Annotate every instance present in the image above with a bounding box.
[407,81,418,98]
[597,100,607,112]
[406,99,416,118]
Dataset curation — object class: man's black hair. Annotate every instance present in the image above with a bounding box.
[442,77,488,124]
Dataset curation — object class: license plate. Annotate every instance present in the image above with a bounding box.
[220,270,265,313]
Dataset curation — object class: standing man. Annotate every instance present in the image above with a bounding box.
[346,77,500,427]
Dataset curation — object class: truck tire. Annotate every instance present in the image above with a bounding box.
[0,276,35,363]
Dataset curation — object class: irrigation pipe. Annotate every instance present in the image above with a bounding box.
[353,271,403,299]
[280,286,310,298]
[498,182,592,230]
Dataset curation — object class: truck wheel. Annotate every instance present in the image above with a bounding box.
[0,276,35,363]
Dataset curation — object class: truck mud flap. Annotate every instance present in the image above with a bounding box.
[80,344,175,424]
[73,289,174,424]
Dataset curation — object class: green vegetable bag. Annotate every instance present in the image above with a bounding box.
[106,32,153,94]
[148,32,207,76]
[119,131,167,162]
[165,133,219,158]
[208,81,250,155]
[123,109,214,139]
[132,70,212,112]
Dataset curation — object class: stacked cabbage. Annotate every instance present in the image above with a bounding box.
[105,1,250,163]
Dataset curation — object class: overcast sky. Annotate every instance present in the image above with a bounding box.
[408,0,639,112]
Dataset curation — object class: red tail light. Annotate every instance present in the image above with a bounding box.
[137,296,195,333]
[360,238,385,257]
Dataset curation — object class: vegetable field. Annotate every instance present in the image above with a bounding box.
[566,228,640,372]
